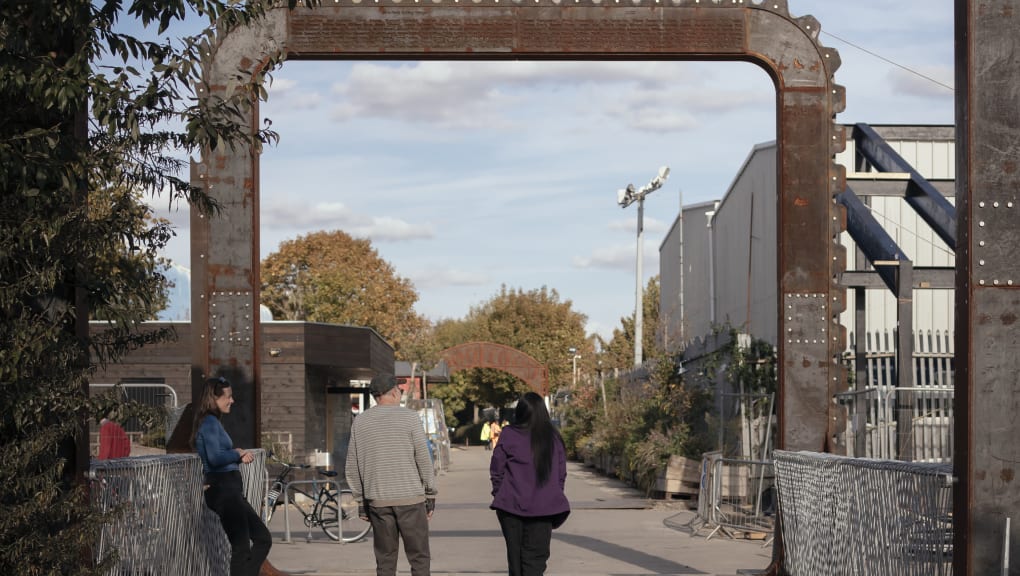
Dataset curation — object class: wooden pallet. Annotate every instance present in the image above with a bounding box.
[653,455,701,498]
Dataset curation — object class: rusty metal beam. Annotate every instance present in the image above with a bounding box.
[954,1,1020,573]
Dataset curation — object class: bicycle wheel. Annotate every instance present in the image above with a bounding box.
[321,490,372,543]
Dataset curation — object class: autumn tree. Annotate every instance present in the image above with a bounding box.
[1,0,312,572]
[260,230,426,356]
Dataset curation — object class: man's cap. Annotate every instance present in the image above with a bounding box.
[369,374,398,397]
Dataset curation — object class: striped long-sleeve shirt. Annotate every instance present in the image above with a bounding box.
[345,405,437,507]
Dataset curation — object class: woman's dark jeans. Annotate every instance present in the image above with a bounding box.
[496,509,554,576]
[205,470,272,576]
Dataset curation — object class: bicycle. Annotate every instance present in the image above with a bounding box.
[264,453,372,543]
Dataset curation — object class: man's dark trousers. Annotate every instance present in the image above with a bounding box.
[368,503,430,576]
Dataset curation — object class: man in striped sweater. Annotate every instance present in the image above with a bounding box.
[346,374,438,576]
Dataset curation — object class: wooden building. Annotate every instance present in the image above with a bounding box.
[91,321,393,469]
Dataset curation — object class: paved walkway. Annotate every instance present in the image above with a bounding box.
[267,445,771,576]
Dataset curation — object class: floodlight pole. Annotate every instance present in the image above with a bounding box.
[634,196,646,368]
[618,167,670,368]
[568,347,581,386]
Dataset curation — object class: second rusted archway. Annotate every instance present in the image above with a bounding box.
[440,342,550,396]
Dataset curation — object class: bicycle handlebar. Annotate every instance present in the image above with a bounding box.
[268,451,337,479]
[269,451,310,469]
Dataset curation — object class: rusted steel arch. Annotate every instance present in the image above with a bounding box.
[441,342,550,397]
[192,0,848,457]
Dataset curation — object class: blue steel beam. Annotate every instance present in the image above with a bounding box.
[837,186,909,293]
[852,123,957,251]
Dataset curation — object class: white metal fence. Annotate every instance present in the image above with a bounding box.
[837,386,954,462]
[840,330,955,462]
[844,330,954,388]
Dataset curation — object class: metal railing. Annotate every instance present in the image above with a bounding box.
[90,382,181,452]
[89,450,266,575]
[773,450,953,576]
[690,452,775,544]
[90,382,179,410]
[836,385,954,462]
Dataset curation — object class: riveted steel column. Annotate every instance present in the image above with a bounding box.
[955,1,1020,573]
[191,12,286,449]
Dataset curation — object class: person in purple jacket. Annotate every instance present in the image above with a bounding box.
[489,392,570,576]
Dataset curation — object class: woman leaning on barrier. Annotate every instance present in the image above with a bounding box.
[191,376,273,576]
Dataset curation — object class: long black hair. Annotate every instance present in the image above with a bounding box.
[189,377,230,449]
[514,391,562,486]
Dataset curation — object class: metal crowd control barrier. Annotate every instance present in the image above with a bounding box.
[689,453,775,546]
[773,450,953,576]
[89,449,266,575]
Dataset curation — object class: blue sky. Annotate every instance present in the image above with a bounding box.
[152,0,955,338]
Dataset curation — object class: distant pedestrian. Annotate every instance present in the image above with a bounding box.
[481,420,492,450]
[490,392,570,576]
[192,377,271,576]
[489,418,502,450]
[98,412,130,460]
[346,374,438,576]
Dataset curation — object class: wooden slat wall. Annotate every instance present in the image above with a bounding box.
[90,321,395,463]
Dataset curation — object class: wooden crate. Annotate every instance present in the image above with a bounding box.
[654,456,701,497]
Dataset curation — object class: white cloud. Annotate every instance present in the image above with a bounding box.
[326,61,755,132]
[262,201,355,228]
[267,77,323,110]
[608,217,668,234]
[329,62,517,128]
[261,201,433,242]
[347,217,435,242]
[573,244,660,270]
[888,66,955,100]
[601,83,767,133]
[146,195,190,229]
[408,267,490,289]
[269,78,297,92]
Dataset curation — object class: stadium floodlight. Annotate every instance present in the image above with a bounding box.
[615,166,670,368]
[617,184,637,208]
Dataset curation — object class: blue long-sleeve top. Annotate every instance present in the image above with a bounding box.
[195,414,241,476]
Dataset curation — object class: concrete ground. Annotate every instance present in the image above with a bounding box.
[266,445,772,576]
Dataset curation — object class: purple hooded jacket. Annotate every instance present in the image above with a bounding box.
[489,425,570,523]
